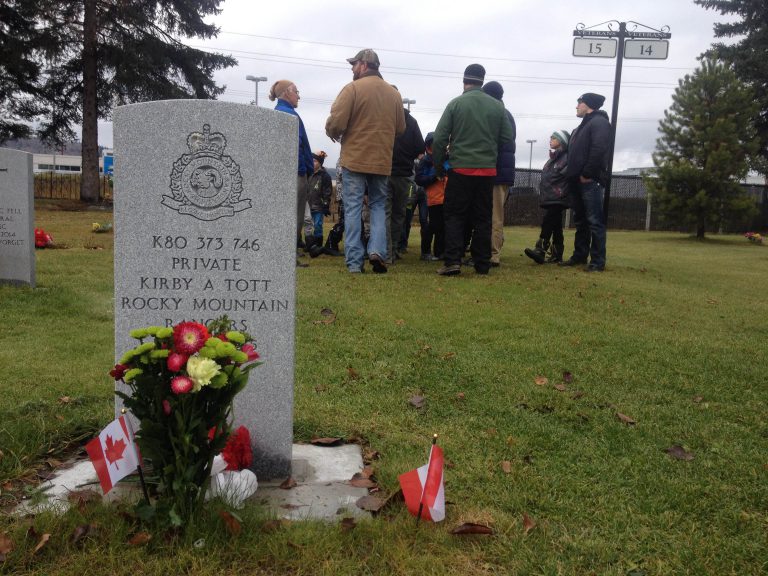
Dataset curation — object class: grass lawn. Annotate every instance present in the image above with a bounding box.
[0,206,766,575]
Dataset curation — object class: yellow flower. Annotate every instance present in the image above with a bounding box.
[92,223,100,231]
[186,356,221,392]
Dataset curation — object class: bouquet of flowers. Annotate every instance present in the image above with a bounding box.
[744,232,763,244]
[111,318,261,526]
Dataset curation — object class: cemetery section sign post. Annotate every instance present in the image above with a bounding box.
[572,21,672,221]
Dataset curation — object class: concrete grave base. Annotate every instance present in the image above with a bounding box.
[15,444,370,522]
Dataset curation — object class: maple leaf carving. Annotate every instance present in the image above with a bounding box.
[104,435,127,469]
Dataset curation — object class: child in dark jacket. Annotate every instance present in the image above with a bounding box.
[415,132,447,260]
[524,130,570,264]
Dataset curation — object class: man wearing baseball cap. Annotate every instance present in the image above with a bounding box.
[326,49,405,274]
[560,92,611,272]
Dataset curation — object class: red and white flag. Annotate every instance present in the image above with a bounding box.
[398,444,445,522]
[86,415,140,494]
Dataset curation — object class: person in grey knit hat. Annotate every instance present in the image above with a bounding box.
[525,130,571,264]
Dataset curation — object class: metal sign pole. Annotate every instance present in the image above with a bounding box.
[603,21,627,224]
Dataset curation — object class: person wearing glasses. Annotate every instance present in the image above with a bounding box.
[269,80,314,266]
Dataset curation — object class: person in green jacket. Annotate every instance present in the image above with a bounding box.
[432,64,514,276]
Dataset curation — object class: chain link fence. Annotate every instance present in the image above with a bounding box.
[508,169,767,233]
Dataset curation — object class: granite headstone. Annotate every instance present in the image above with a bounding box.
[113,100,298,478]
[0,148,35,287]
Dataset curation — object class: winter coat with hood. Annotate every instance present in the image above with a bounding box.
[539,148,569,207]
[391,108,425,177]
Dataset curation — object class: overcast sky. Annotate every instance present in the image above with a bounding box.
[101,0,732,172]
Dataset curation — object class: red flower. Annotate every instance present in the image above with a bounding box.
[221,426,252,471]
[34,228,53,248]
[162,400,172,415]
[241,343,260,362]
[167,352,188,372]
[173,322,209,355]
[109,364,129,380]
[170,375,193,395]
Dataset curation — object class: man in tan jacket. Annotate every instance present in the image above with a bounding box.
[326,49,405,274]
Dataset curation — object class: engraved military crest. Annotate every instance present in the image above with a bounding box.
[163,124,251,220]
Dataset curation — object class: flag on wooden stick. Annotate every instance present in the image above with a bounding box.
[86,415,140,494]
[398,437,445,522]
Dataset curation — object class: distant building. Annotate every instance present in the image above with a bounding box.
[2,138,111,174]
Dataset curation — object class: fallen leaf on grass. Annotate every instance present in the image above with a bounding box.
[692,395,704,403]
[313,308,336,325]
[451,522,494,535]
[665,445,694,461]
[128,532,152,546]
[0,532,14,561]
[562,371,574,383]
[571,390,586,400]
[70,524,97,546]
[523,513,536,535]
[616,413,637,426]
[311,436,344,447]
[32,533,50,554]
[314,384,328,393]
[363,448,381,461]
[349,474,377,488]
[58,396,72,404]
[441,351,457,360]
[355,495,386,512]
[279,477,298,490]
[67,489,101,506]
[219,511,242,536]
[501,461,512,474]
[554,384,567,392]
[456,392,466,400]
[534,376,548,386]
[339,517,357,531]
[408,395,425,409]
[261,519,291,533]
[395,319,405,326]
[346,367,360,380]
[45,458,63,469]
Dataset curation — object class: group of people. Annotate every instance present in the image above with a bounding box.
[270,49,610,275]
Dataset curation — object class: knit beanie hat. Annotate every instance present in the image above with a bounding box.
[551,130,571,149]
[463,64,485,85]
[268,80,294,101]
[482,81,504,101]
[578,92,605,110]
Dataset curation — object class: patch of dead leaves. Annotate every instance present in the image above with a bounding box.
[313,308,336,325]
[339,517,357,531]
[501,461,512,474]
[523,513,536,534]
[534,376,548,386]
[128,532,151,546]
[408,395,425,409]
[310,436,344,447]
[0,532,14,562]
[616,413,637,426]
[219,511,242,536]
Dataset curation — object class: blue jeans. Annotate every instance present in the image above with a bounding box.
[310,211,324,238]
[571,180,606,268]
[342,168,388,272]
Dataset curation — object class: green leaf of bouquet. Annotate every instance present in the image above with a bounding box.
[209,373,228,389]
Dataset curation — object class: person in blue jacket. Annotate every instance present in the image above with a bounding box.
[269,80,314,261]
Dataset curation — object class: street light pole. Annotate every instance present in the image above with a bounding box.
[526,139,536,188]
[402,98,416,111]
[245,75,268,106]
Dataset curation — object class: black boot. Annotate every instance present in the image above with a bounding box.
[524,238,549,264]
[309,235,324,258]
[546,242,564,264]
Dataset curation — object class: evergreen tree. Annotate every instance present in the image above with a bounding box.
[647,58,759,238]
[695,0,768,175]
[34,0,236,202]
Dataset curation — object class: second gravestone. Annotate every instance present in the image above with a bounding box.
[113,100,298,478]
[0,148,34,287]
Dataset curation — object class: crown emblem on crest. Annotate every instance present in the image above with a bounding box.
[163,124,251,221]
[186,124,226,155]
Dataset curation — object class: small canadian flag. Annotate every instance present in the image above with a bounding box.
[398,443,445,522]
[86,415,140,494]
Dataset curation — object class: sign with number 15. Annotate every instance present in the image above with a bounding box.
[572,37,617,58]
